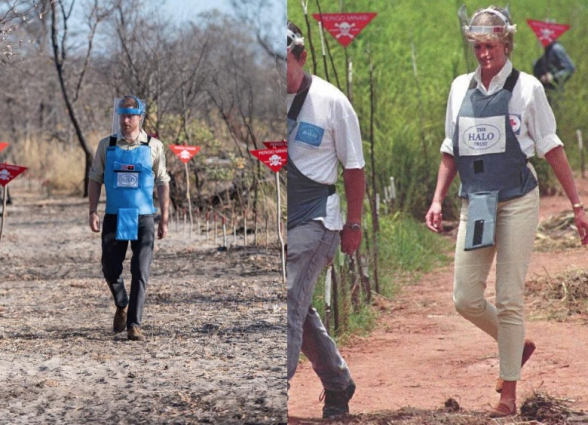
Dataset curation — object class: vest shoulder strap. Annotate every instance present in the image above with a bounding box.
[109,136,117,147]
[503,68,520,92]
[468,77,477,90]
[141,135,152,146]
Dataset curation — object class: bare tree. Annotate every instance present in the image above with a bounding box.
[49,0,110,196]
[0,0,45,63]
[229,0,285,61]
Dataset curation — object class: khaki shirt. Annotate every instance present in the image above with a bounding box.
[89,130,170,186]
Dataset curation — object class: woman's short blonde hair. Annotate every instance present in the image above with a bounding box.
[465,6,515,52]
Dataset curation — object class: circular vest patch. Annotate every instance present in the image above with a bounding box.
[462,124,502,151]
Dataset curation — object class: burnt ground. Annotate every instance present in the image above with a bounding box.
[0,188,286,424]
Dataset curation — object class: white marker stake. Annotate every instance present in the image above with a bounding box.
[319,21,326,57]
[184,162,193,241]
[244,212,248,247]
[324,265,332,308]
[577,129,585,178]
[348,61,353,84]
[389,177,396,200]
[0,186,7,242]
[214,213,218,246]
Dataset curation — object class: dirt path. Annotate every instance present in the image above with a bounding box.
[0,186,286,424]
[288,178,588,423]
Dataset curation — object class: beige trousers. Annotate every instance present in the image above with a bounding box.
[453,186,539,381]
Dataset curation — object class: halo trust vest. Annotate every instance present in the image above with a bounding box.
[104,135,156,216]
[453,69,537,201]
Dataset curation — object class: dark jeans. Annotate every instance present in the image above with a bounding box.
[101,214,155,329]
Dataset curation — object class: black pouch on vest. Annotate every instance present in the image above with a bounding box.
[464,191,498,251]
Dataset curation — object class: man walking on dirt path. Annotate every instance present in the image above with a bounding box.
[88,95,170,342]
[287,21,365,419]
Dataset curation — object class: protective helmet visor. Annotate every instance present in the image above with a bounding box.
[462,7,517,36]
[111,96,146,136]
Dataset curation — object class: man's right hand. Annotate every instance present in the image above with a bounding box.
[89,212,100,233]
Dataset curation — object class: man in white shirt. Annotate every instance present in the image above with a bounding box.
[286,21,365,419]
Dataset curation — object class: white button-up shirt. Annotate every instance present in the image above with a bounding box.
[441,60,563,159]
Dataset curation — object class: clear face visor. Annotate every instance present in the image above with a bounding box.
[462,7,517,36]
[111,96,146,136]
[287,28,304,53]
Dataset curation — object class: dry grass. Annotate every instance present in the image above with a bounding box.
[9,136,101,195]
[526,268,588,321]
[520,391,585,424]
[535,212,581,252]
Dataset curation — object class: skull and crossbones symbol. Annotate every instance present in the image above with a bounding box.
[0,169,11,181]
[269,154,282,167]
[539,28,555,43]
[335,21,355,39]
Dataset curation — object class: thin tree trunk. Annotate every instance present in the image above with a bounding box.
[50,1,94,197]
[368,53,380,293]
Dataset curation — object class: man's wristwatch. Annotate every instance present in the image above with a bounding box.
[344,223,361,231]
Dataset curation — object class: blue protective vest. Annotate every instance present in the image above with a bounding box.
[104,136,156,215]
[453,69,537,201]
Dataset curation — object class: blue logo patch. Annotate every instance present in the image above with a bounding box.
[295,122,325,148]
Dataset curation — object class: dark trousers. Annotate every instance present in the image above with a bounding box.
[101,214,155,329]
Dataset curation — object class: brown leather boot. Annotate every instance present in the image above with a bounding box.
[128,326,146,341]
[113,306,127,333]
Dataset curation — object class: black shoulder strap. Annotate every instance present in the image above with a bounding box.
[468,77,477,90]
[287,72,312,122]
[109,135,117,147]
[503,68,520,92]
[141,135,152,146]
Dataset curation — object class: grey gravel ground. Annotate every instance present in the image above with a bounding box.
[0,192,287,424]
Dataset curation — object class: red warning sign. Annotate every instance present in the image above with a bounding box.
[0,142,8,153]
[0,163,27,187]
[527,19,570,47]
[312,13,377,48]
[169,145,201,164]
[263,140,287,149]
[251,148,287,173]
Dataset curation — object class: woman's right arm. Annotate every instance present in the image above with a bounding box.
[425,153,457,232]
